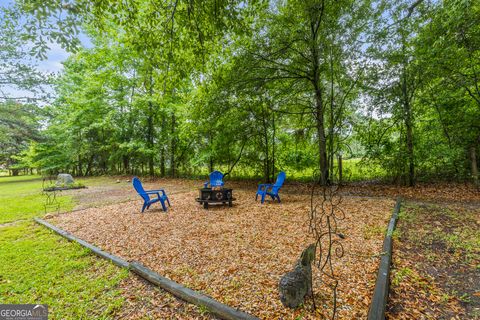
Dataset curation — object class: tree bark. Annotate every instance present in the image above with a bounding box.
[315,90,329,186]
[262,105,270,182]
[209,158,214,173]
[77,155,83,177]
[208,133,214,173]
[309,5,328,186]
[328,42,335,184]
[147,70,155,177]
[85,155,94,176]
[338,153,343,186]
[405,110,414,186]
[160,146,165,177]
[402,67,415,187]
[123,156,129,174]
[470,146,479,186]
[271,111,276,182]
[170,113,176,178]
[159,114,166,177]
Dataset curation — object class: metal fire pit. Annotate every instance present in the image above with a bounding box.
[196,187,235,209]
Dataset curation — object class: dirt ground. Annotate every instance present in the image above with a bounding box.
[387,202,480,320]
[49,178,479,319]
[62,177,197,210]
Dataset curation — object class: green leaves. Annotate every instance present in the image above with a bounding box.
[0,102,40,172]
[0,0,477,183]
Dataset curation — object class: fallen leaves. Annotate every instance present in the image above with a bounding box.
[339,182,480,203]
[116,275,215,319]
[386,202,480,320]
[51,182,394,319]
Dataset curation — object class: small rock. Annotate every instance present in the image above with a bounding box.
[56,173,74,187]
[116,179,120,183]
[44,214,54,219]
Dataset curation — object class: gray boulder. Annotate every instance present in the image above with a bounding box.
[279,244,316,308]
[56,173,74,186]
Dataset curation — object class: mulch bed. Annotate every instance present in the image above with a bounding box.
[43,186,87,192]
[49,185,394,319]
[117,275,214,319]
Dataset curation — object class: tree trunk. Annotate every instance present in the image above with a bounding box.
[470,146,479,186]
[170,113,176,178]
[262,107,270,182]
[402,68,415,187]
[310,15,328,186]
[209,158,214,173]
[271,111,276,182]
[77,155,83,177]
[328,42,335,184]
[147,128,154,176]
[405,114,414,186]
[160,146,165,177]
[147,70,155,177]
[316,98,328,185]
[123,156,129,174]
[313,83,328,186]
[208,133,214,173]
[85,155,94,176]
[338,153,343,186]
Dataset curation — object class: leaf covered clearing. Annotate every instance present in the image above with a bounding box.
[51,184,394,319]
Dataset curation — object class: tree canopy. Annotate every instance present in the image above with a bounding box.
[0,0,478,186]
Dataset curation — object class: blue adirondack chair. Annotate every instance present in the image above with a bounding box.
[203,171,224,188]
[132,177,170,212]
[256,171,286,204]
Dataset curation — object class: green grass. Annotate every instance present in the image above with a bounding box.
[0,222,128,319]
[281,158,387,182]
[402,204,480,263]
[0,175,131,318]
[189,158,387,182]
[362,224,385,240]
[0,175,75,224]
[341,158,387,182]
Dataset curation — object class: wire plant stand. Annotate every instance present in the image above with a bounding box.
[42,176,60,214]
[309,175,346,319]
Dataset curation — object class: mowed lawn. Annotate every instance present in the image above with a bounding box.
[0,175,75,224]
[0,175,129,319]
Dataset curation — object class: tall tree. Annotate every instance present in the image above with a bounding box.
[416,0,480,185]
[234,0,369,185]
[0,101,40,175]
[0,7,47,103]
[361,0,428,186]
